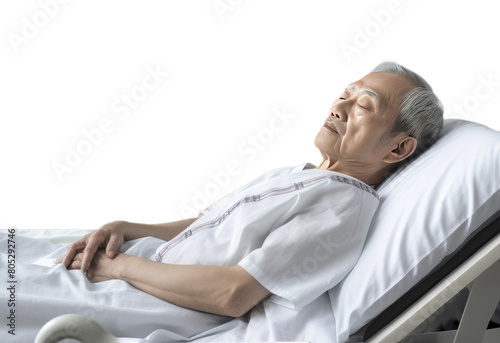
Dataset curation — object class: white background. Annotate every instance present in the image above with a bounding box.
[1,0,499,230]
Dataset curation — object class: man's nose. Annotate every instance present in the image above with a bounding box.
[330,107,347,121]
[331,98,353,121]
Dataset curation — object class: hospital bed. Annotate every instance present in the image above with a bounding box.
[33,119,500,343]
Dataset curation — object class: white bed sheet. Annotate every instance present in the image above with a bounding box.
[2,229,338,343]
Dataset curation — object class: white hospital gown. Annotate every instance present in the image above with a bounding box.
[0,163,379,343]
[155,163,379,311]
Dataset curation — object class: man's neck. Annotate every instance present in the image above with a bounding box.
[316,158,389,186]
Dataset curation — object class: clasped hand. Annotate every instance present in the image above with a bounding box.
[55,220,129,282]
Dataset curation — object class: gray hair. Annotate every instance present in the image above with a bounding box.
[372,61,444,160]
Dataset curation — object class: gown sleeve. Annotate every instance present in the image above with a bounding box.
[238,176,379,309]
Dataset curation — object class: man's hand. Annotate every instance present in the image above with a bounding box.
[55,220,129,273]
[68,248,127,282]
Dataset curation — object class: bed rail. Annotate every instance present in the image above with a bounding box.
[34,314,123,343]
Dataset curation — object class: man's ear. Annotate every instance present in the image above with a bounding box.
[382,136,417,164]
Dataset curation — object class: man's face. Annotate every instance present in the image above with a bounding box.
[315,71,415,169]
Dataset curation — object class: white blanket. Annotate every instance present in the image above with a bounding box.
[1,231,339,343]
[0,232,234,342]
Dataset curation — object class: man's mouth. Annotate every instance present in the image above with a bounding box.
[323,121,339,134]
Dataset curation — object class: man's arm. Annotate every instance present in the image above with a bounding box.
[120,256,270,317]
[81,252,271,317]
[123,215,202,241]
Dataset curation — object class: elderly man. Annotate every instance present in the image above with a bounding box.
[58,59,443,317]
[4,61,443,342]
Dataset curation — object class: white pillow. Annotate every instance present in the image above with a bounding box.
[328,119,500,342]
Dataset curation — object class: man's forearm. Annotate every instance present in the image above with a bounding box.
[123,216,201,242]
[115,254,270,317]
